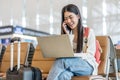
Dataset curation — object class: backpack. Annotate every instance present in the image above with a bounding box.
[84,27,102,64]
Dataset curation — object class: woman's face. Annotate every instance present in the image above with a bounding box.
[64,11,79,30]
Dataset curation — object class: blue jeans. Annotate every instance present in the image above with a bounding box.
[47,57,93,80]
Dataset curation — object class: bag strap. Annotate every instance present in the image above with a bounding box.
[83,27,89,53]
[84,27,89,38]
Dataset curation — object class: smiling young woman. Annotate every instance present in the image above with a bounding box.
[47,4,98,80]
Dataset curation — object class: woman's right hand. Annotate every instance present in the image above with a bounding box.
[62,22,69,34]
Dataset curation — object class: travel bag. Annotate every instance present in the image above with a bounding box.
[6,37,42,80]
[6,38,23,80]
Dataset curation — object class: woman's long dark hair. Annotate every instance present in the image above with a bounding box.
[61,4,83,53]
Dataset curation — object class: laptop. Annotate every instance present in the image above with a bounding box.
[37,34,74,58]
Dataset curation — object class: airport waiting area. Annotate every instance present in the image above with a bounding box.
[0,36,120,80]
[0,0,120,80]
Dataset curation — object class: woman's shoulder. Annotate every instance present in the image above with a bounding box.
[84,27,94,34]
[84,27,95,38]
[89,28,95,33]
[89,28,94,33]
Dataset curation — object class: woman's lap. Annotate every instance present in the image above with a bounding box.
[47,57,93,80]
[64,57,93,76]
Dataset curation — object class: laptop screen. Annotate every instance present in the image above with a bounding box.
[37,34,74,58]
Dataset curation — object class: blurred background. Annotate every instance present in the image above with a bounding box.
[0,0,120,44]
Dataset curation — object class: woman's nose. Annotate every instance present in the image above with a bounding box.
[66,18,71,23]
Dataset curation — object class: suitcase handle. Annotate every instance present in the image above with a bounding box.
[10,37,21,71]
[10,37,21,43]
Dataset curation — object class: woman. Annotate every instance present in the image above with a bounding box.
[47,4,98,80]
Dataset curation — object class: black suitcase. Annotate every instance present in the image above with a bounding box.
[6,37,42,80]
[6,38,23,80]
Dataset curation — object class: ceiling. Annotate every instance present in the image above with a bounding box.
[0,0,120,44]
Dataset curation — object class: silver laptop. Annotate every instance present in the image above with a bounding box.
[37,34,74,58]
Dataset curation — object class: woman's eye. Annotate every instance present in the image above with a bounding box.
[69,16,73,19]
[64,18,68,21]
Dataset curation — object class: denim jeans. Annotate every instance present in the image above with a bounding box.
[47,57,93,80]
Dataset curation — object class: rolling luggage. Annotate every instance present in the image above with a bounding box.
[6,37,42,80]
